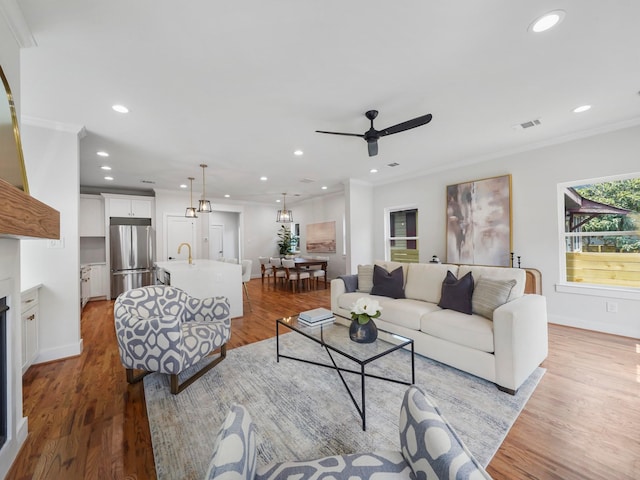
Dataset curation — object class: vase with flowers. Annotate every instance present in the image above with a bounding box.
[349,297,382,343]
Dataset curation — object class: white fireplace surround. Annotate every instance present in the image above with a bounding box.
[0,239,28,479]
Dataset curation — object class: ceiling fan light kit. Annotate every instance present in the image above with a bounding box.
[315,109,433,157]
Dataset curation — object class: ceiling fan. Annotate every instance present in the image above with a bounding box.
[315,110,433,157]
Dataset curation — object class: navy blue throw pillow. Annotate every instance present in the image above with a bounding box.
[438,271,474,314]
[370,265,405,299]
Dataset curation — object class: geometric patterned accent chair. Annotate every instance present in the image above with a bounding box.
[114,285,231,394]
[207,385,492,479]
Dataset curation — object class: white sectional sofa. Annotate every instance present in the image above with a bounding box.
[331,261,548,393]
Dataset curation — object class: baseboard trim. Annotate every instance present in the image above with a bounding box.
[35,338,84,364]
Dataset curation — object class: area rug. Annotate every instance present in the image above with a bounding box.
[144,331,544,480]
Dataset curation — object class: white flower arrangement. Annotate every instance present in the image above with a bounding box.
[350,297,382,324]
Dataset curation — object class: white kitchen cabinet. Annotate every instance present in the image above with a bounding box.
[79,194,105,236]
[89,263,107,298]
[21,286,40,374]
[108,197,153,218]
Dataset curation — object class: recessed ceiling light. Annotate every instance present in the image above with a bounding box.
[370,168,378,174]
[224,194,230,198]
[529,10,566,33]
[276,199,281,203]
[104,176,114,181]
[97,151,109,157]
[260,176,268,181]
[112,104,129,113]
[294,150,304,156]
[321,186,328,190]
[179,184,187,189]
[100,165,112,171]
[573,105,591,113]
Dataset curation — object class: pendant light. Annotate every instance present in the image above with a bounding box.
[197,163,212,213]
[276,193,293,223]
[185,177,198,218]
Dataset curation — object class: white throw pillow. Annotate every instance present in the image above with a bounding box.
[357,264,374,293]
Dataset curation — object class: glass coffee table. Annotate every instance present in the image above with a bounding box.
[276,316,415,431]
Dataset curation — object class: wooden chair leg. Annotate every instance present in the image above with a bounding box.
[170,344,227,394]
[243,282,253,311]
[126,368,151,384]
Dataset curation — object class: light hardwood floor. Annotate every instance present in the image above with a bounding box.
[6,278,640,479]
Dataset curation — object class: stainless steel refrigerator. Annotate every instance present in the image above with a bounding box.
[110,225,155,298]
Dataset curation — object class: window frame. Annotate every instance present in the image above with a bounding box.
[557,171,640,299]
[385,205,419,262]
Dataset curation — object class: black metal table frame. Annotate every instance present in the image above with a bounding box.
[276,319,415,431]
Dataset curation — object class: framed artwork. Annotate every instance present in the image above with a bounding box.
[446,174,512,266]
[306,221,336,253]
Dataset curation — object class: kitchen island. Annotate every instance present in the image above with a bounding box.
[154,259,243,318]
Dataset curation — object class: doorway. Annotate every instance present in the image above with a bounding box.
[166,215,196,261]
[209,224,224,260]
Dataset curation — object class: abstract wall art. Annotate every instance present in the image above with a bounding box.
[446,174,512,266]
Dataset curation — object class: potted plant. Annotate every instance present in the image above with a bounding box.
[277,225,293,256]
[349,297,382,343]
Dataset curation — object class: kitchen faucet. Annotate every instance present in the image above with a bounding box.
[177,242,193,265]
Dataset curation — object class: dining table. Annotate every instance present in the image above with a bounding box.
[290,257,329,290]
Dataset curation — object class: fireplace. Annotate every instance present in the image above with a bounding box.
[0,297,7,450]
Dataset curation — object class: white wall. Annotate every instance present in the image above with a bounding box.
[288,192,347,280]
[20,122,84,361]
[345,180,374,275]
[371,124,640,338]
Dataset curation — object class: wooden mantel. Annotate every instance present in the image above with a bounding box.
[0,177,59,239]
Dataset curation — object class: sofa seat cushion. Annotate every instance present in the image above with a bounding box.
[256,450,413,479]
[420,310,494,353]
[380,299,441,331]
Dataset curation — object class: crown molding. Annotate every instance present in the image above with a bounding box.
[22,115,86,137]
[0,0,36,48]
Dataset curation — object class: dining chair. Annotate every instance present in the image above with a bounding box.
[241,259,253,311]
[309,256,329,289]
[269,257,286,288]
[258,256,273,285]
[282,258,310,292]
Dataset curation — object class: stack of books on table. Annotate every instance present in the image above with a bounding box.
[298,308,335,327]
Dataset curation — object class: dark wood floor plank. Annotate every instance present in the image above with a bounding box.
[6,279,639,479]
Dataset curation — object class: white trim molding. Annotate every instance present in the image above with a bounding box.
[0,0,36,48]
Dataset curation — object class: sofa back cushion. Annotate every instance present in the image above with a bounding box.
[458,265,526,301]
[399,385,492,480]
[405,263,458,304]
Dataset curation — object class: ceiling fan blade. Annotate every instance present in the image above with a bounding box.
[379,113,433,137]
[367,139,378,157]
[315,130,365,138]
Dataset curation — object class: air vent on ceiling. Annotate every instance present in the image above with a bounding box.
[387,162,400,167]
[299,178,314,183]
[513,118,542,130]
[140,179,156,184]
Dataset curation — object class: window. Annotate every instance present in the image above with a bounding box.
[388,208,419,263]
[561,174,640,289]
